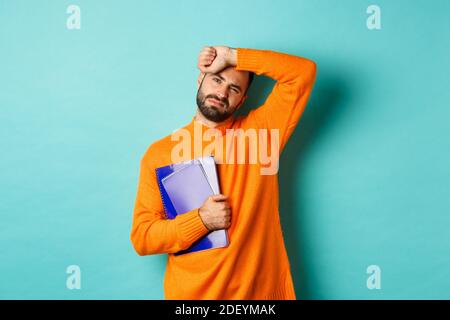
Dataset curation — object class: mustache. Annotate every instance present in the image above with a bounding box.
[205,94,229,108]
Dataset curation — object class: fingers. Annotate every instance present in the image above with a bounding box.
[224,214,231,228]
[211,194,228,202]
[218,211,231,229]
[199,55,214,66]
[202,46,216,56]
[198,46,216,70]
[197,62,207,73]
[199,54,215,67]
[201,46,216,57]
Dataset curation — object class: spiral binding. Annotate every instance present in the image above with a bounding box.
[155,167,169,220]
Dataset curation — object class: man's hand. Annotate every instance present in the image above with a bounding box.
[197,46,237,74]
[198,194,232,231]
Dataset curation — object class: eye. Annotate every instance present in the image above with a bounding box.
[231,88,240,94]
[213,77,221,83]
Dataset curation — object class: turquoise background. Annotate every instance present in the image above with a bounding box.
[1,0,449,299]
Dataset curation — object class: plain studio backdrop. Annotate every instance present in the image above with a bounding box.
[0,0,449,299]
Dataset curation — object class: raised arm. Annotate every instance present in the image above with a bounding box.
[199,46,317,152]
[237,48,316,152]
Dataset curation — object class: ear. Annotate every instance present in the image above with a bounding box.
[197,72,206,88]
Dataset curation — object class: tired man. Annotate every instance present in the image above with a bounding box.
[131,46,316,299]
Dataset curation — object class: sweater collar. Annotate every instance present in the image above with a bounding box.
[188,115,235,135]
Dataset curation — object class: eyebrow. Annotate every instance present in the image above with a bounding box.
[212,73,242,92]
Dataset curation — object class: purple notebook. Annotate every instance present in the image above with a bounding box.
[155,156,229,255]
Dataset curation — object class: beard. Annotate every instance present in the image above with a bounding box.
[196,88,234,123]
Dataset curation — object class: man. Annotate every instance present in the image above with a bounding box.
[131,45,316,299]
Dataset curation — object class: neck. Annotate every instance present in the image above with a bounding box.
[194,109,232,128]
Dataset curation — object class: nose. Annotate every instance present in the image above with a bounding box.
[216,86,229,100]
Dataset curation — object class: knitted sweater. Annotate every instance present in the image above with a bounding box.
[131,48,316,299]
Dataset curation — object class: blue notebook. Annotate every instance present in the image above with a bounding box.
[155,156,229,255]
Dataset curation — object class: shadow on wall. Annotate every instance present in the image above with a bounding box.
[279,71,349,300]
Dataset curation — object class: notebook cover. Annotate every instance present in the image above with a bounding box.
[155,156,229,255]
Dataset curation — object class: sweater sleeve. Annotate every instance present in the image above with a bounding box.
[235,48,317,152]
[130,146,210,256]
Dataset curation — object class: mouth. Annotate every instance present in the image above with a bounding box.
[208,98,225,108]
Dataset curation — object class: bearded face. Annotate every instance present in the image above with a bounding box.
[196,70,250,123]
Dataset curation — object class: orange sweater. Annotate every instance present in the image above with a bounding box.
[131,48,316,299]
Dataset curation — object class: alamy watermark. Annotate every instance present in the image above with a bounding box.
[367,5,381,30]
[66,5,81,30]
[171,121,280,175]
[66,265,81,290]
[366,265,381,290]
